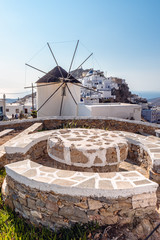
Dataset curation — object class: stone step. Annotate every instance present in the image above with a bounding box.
[0,129,14,138]
[5,159,158,199]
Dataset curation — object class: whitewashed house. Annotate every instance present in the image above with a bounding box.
[81,70,120,99]
[5,97,36,118]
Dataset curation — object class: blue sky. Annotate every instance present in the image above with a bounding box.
[0,0,160,98]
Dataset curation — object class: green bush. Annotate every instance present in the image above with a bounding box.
[31,110,37,118]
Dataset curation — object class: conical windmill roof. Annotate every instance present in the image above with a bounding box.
[36,66,81,84]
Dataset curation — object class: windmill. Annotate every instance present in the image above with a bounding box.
[25,40,101,117]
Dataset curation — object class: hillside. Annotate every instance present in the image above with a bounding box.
[148,97,160,107]
[70,68,91,78]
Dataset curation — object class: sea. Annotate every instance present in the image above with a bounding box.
[132,91,160,100]
[6,98,18,103]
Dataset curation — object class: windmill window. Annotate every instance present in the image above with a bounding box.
[16,109,19,113]
[61,86,66,96]
[6,109,9,112]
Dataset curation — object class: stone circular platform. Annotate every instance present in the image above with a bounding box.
[48,129,128,172]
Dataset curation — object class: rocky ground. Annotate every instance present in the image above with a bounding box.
[86,214,160,239]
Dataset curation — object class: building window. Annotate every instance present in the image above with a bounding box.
[16,109,19,113]
[0,107,3,114]
[6,109,9,112]
[24,108,28,114]
[61,86,66,96]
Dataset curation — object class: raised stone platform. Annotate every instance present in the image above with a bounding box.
[4,159,157,198]
[48,129,128,172]
[2,127,160,230]
[2,159,158,229]
[3,129,160,174]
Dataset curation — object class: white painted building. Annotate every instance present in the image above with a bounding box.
[5,103,32,118]
[80,70,122,100]
[142,108,160,123]
[78,103,141,121]
[5,97,36,118]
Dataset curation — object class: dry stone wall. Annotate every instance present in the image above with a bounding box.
[0,116,160,135]
[3,174,157,230]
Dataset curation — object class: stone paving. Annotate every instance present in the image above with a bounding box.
[5,159,158,199]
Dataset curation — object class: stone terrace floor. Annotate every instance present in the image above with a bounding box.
[120,159,149,178]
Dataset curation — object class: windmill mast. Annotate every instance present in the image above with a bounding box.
[32,83,34,111]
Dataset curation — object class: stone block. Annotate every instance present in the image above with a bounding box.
[18,192,26,199]
[77,178,95,188]
[46,200,58,212]
[107,201,132,212]
[5,198,14,210]
[19,197,27,206]
[149,169,160,184]
[75,201,88,209]
[12,193,18,200]
[118,143,128,161]
[22,169,37,178]
[88,199,103,210]
[132,192,156,201]
[132,198,157,209]
[36,199,45,208]
[15,183,26,194]
[59,206,88,223]
[99,208,114,217]
[118,216,132,226]
[30,210,42,219]
[100,215,118,225]
[7,177,15,189]
[106,147,118,163]
[27,198,37,210]
[70,148,88,164]
[118,209,135,218]
[21,206,30,219]
[59,195,80,203]
[134,206,155,217]
[13,200,22,211]
[94,156,103,164]
[98,180,114,189]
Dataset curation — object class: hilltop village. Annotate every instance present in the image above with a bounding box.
[1,67,159,123]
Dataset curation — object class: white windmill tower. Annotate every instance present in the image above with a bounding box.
[25,41,100,117]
